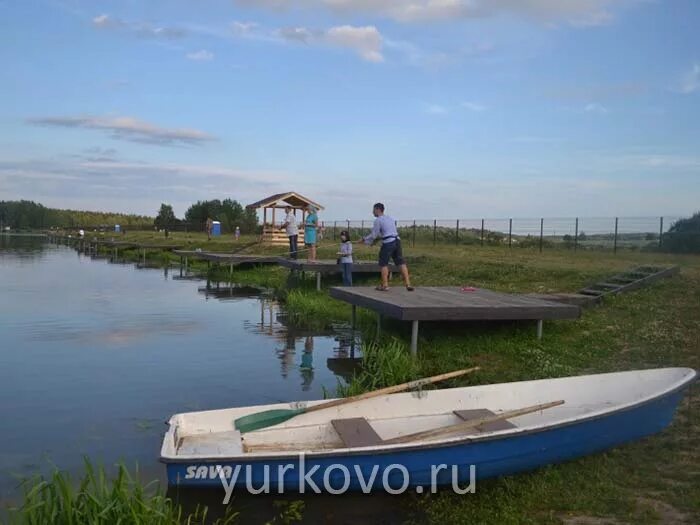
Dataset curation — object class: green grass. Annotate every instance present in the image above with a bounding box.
[335,339,420,397]
[50,231,700,524]
[279,245,700,524]
[5,460,238,525]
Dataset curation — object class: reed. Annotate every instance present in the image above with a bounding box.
[6,460,237,525]
[336,339,420,397]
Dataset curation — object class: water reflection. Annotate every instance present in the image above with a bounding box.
[197,288,363,391]
[0,236,364,501]
[0,234,49,261]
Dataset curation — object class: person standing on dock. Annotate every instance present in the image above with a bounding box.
[304,205,318,262]
[280,207,298,259]
[337,230,353,286]
[234,226,241,241]
[361,203,414,291]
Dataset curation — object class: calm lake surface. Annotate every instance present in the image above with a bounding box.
[0,235,359,501]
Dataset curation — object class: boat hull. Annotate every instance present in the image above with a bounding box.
[164,385,689,491]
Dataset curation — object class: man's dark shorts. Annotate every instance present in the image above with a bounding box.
[378,239,405,267]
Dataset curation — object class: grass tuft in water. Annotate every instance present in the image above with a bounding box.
[336,339,420,397]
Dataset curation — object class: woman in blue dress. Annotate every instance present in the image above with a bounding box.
[304,205,318,261]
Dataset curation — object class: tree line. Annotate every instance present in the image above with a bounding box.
[155,199,258,233]
[0,200,152,230]
[1,199,259,234]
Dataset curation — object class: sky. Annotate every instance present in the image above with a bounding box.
[0,0,698,220]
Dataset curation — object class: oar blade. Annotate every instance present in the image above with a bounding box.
[234,408,303,433]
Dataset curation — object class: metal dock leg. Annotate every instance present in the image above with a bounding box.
[536,320,543,339]
[411,320,419,356]
[351,305,357,332]
[316,272,321,291]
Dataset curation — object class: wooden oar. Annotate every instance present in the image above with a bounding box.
[383,400,564,444]
[234,367,480,433]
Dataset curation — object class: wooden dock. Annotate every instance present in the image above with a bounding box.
[48,235,182,263]
[329,286,580,355]
[278,258,399,291]
[173,250,281,276]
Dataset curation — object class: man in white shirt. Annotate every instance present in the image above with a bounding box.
[280,206,299,259]
[362,202,414,291]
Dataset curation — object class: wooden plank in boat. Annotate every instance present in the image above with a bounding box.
[331,418,383,448]
[454,409,517,432]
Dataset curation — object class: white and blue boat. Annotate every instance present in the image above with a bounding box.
[160,368,696,491]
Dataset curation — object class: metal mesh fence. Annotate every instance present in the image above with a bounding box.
[318,216,686,253]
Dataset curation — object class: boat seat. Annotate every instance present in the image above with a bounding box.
[453,409,517,432]
[331,418,383,448]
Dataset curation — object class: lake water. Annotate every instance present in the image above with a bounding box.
[0,235,359,502]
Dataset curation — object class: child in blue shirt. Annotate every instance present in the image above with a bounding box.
[337,230,353,286]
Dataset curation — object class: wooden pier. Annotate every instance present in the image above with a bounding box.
[48,235,182,263]
[173,250,281,276]
[278,259,399,291]
[329,286,580,355]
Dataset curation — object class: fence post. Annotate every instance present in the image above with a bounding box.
[613,217,619,254]
[574,217,579,251]
[361,220,364,237]
[456,220,460,244]
[412,220,416,247]
[333,221,337,240]
[347,220,350,233]
[659,216,664,248]
[480,219,485,246]
[433,219,437,246]
[539,218,544,253]
[508,218,512,248]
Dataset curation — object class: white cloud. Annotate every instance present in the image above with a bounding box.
[92,14,187,39]
[27,115,215,147]
[461,101,487,112]
[678,63,700,94]
[277,27,314,43]
[426,104,448,115]
[0,157,291,216]
[234,0,627,26]
[186,49,214,61]
[583,102,609,114]
[231,21,259,36]
[324,25,384,62]
[238,22,384,62]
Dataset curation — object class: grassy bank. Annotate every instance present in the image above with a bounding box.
[278,245,700,523]
[49,232,699,524]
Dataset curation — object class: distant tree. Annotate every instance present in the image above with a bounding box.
[154,203,177,230]
[184,198,257,233]
[185,200,223,231]
[219,199,245,233]
[661,212,700,254]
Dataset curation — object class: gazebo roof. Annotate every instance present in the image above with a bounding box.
[246,191,324,211]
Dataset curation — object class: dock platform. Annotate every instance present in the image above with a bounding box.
[278,259,399,290]
[173,250,281,274]
[329,286,580,355]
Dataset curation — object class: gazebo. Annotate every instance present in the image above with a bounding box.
[246,191,325,245]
